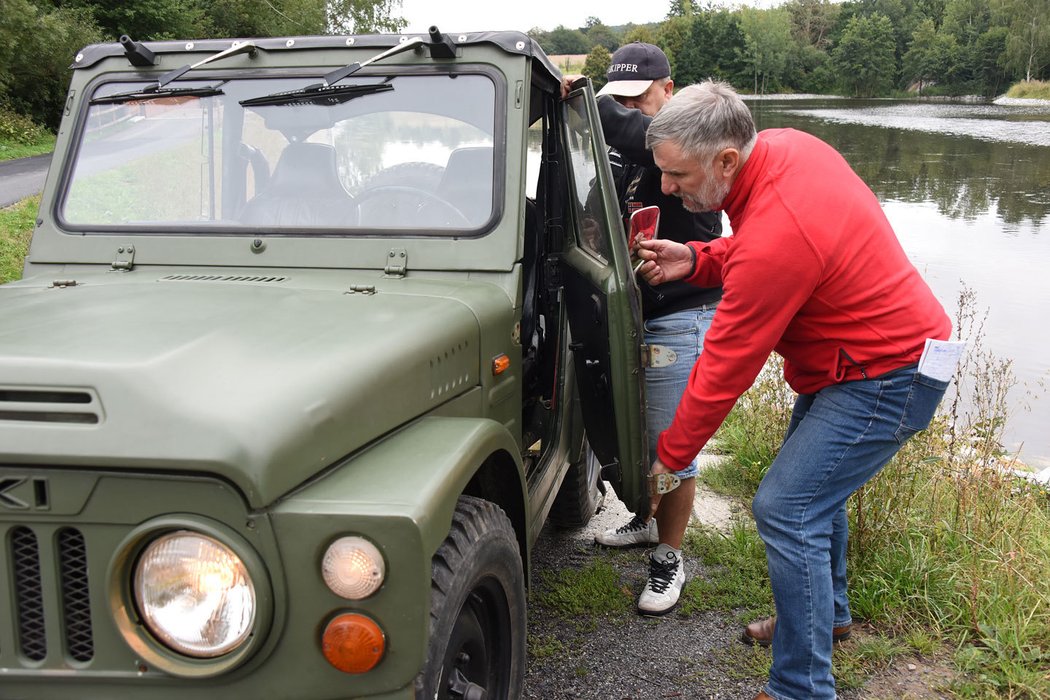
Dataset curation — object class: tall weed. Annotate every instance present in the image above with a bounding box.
[703,287,1049,698]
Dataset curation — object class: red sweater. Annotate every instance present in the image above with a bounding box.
[656,129,952,471]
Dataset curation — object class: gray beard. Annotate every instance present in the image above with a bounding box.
[680,178,730,213]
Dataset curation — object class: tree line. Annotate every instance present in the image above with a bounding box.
[0,0,404,130]
[2,0,1047,134]
[529,0,1049,99]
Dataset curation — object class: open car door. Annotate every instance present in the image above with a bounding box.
[557,83,649,516]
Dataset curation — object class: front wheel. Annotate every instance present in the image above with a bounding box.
[415,496,525,700]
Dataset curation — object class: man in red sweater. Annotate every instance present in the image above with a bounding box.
[636,81,955,700]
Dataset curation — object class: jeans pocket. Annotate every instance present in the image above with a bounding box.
[895,373,950,444]
[644,314,697,336]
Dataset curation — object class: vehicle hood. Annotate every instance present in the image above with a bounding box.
[0,273,500,506]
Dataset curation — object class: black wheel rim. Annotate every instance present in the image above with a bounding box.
[441,576,513,700]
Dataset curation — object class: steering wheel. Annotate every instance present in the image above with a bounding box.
[354,185,470,228]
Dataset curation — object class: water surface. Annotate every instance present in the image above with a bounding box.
[746,97,1050,468]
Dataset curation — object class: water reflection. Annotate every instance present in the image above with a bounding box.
[748,97,1050,467]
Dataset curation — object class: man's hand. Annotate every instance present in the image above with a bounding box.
[560,74,586,99]
[648,458,676,518]
[636,239,695,285]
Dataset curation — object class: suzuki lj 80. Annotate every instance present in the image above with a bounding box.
[0,28,650,699]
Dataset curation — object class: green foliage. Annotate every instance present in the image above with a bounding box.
[0,196,38,284]
[0,107,49,146]
[738,7,794,93]
[1007,79,1050,98]
[0,0,103,130]
[674,11,749,87]
[582,46,611,91]
[707,287,1050,698]
[834,12,898,96]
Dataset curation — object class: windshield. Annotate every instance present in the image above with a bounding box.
[61,73,498,235]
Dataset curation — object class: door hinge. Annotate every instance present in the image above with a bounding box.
[384,248,407,277]
[112,245,135,271]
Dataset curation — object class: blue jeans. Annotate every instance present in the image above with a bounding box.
[753,364,948,700]
[644,305,717,479]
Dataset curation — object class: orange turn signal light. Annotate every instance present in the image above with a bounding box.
[322,612,385,674]
[492,354,511,376]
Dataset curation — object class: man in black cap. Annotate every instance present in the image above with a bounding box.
[563,42,723,615]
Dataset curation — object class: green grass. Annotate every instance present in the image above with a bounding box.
[700,287,1050,698]
[1006,80,1050,100]
[533,558,635,622]
[680,522,774,623]
[0,195,37,283]
[0,136,55,161]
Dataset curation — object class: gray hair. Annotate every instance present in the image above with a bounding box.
[646,81,757,162]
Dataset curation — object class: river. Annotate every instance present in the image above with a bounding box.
[745,96,1050,469]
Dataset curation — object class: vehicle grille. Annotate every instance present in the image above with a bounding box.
[9,526,94,663]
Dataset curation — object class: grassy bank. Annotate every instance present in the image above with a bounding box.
[0,108,55,161]
[0,196,36,283]
[1006,80,1050,100]
[699,289,1049,698]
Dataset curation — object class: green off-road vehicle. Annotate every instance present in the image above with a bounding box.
[0,28,650,699]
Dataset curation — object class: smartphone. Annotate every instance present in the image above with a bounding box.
[629,205,660,272]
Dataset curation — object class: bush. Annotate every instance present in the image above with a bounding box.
[0,107,49,146]
[1006,80,1050,100]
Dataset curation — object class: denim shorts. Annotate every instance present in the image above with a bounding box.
[643,305,717,478]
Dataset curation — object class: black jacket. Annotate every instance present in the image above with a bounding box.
[597,96,723,317]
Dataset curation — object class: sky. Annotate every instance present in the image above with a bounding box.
[397,0,780,36]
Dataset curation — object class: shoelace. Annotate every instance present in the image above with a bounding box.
[615,515,649,534]
[647,555,680,593]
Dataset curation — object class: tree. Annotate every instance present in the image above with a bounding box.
[666,0,698,19]
[0,0,102,129]
[833,12,898,96]
[674,10,749,87]
[543,25,589,55]
[785,0,840,50]
[902,17,960,93]
[583,19,620,53]
[582,45,611,90]
[738,7,794,93]
[997,0,1050,82]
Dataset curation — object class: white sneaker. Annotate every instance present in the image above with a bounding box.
[594,514,659,548]
[637,545,685,616]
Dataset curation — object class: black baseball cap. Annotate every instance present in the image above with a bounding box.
[597,42,671,98]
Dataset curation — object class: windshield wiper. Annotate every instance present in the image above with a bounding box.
[90,41,257,105]
[239,82,392,107]
[90,84,225,105]
[238,36,426,108]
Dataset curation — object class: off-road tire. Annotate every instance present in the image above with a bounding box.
[415,496,526,700]
[548,442,604,529]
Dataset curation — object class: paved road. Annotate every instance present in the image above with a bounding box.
[0,154,51,207]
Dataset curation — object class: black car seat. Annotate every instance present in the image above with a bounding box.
[240,142,358,228]
[435,146,494,227]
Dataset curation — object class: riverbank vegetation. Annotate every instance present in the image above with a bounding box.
[2,0,1046,150]
[699,288,1050,698]
[0,196,37,283]
[531,0,1048,100]
[1007,80,1050,100]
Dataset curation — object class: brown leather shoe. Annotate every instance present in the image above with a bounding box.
[753,692,775,700]
[741,616,852,647]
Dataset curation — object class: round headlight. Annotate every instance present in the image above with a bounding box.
[134,531,256,658]
[322,536,385,599]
